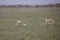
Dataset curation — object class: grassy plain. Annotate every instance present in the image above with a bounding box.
[0,7,60,40]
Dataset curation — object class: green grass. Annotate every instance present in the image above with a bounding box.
[0,7,60,40]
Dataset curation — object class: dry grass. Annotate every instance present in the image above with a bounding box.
[0,7,60,40]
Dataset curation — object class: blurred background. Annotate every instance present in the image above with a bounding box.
[0,0,60,40]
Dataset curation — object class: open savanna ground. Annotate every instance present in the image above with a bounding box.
[0,7,60,40]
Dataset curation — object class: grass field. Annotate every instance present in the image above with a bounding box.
[0,7,60,40]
